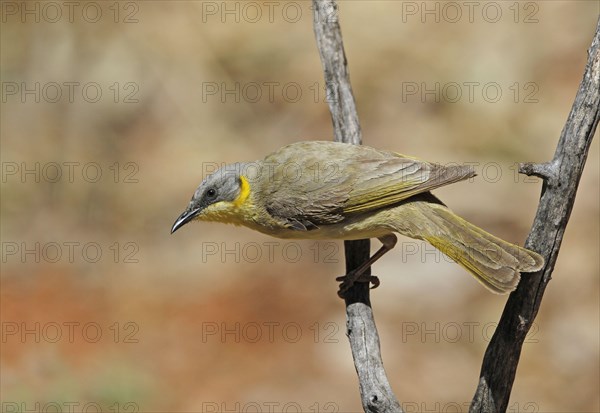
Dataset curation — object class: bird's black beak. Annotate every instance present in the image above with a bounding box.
[171,208,201,234]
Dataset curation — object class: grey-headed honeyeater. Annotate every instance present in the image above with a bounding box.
[171,141,544,297]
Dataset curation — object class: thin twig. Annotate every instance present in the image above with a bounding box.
[470,16,600,413]
[312,1,403,412]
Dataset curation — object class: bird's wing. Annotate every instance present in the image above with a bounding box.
[260,141,475,230]
[343,156,475,214]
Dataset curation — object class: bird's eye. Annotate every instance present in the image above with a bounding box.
[206,188,217,198]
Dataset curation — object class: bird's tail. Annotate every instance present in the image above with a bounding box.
[400,202,544,293]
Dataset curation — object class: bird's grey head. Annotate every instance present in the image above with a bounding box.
[171,164,247,233]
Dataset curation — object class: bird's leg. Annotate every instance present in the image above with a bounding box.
[336,234,398,298]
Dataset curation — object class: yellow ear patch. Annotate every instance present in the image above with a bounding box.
[233,175,251,207]
[196,175,252,225]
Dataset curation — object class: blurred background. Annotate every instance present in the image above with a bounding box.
[1,1,598,412]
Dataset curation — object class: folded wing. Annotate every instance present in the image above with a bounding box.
[261,141,475,230]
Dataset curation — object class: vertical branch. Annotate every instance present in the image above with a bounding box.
[470,17,600,413]
[311,0,361,145]
[312,1,403,412]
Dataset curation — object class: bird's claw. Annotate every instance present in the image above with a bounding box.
[336,272,380,298]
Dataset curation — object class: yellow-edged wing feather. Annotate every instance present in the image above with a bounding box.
[343,155,474,213]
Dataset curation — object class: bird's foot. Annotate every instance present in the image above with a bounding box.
[336,272,380,298]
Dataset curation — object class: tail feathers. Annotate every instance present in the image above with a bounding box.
[420,204,544,294]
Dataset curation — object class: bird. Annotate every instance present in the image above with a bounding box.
[171,141,544,297]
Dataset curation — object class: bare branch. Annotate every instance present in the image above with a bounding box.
[470,16,600,413]
[311,0,361,145]
[518,160,558,181]
[312,1,403,412]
